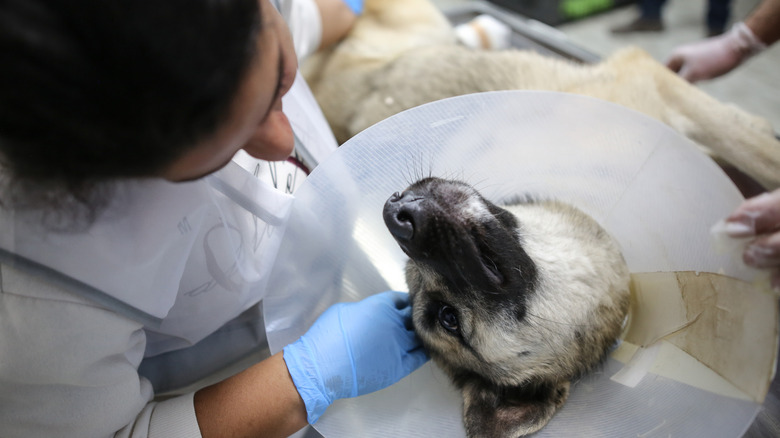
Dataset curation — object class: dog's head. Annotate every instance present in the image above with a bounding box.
[383,177,630,437]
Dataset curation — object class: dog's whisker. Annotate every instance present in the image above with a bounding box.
[469,176,492,193]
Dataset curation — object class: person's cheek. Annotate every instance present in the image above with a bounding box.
[243,108,294,162]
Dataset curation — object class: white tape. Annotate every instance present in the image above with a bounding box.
[610,343,661,388]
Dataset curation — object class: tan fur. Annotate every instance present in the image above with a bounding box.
[304,0,780,190]
[383,177,630,437]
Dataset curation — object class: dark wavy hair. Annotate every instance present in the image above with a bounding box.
[0,0,261,222]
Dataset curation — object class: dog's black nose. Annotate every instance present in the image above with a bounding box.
[383,191,424,242]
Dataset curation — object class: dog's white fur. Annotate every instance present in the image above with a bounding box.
[303,0,780,190]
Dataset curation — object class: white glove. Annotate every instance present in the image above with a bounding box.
[666,22,767,82]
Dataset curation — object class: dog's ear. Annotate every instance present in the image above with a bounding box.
[461,380,570,438]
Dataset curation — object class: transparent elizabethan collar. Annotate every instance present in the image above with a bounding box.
[263,91,778,437]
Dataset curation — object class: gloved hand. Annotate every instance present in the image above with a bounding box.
[725,188,780,290]
[666,22,767,82]
[283,291,428,424]
[341,0,363,15]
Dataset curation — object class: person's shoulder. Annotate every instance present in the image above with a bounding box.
[0,262,144,329]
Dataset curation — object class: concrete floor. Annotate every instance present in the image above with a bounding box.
[432,0,780,131]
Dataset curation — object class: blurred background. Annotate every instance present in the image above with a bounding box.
[431,0,779,131]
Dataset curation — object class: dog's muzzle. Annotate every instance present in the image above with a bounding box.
[383,191,424,244]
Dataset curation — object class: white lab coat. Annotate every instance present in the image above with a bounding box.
[0,0,338,436]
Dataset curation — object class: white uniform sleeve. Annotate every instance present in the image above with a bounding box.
[278,0,323,62]
[0,264,202,438]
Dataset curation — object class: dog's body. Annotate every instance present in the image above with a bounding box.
[304,0,780,190]
[383,177,630,437]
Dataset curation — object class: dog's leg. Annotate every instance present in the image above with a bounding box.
[658,81,780,191]
[303,0,457,143]
[602,49,780,190]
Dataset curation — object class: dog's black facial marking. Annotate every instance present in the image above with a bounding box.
[383,177,538,298]
[383,179,472,264]
[471,224,505,286]
[516,302,527,321]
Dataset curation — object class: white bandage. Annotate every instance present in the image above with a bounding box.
[455,14,512,50]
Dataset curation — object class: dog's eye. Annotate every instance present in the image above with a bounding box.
[438,304,459,334]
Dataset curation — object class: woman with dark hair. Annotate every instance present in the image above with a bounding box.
[0,1,427,437]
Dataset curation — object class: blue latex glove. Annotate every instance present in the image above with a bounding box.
[342,0,363,15]
[283,291,428,424]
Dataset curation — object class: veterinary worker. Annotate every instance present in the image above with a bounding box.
[666,0,780,82]
[0,1,428,437]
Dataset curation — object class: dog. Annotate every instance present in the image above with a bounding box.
[303,0,780,191]
[383,177,631,437]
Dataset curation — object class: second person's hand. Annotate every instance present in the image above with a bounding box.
[666,22,767,82]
